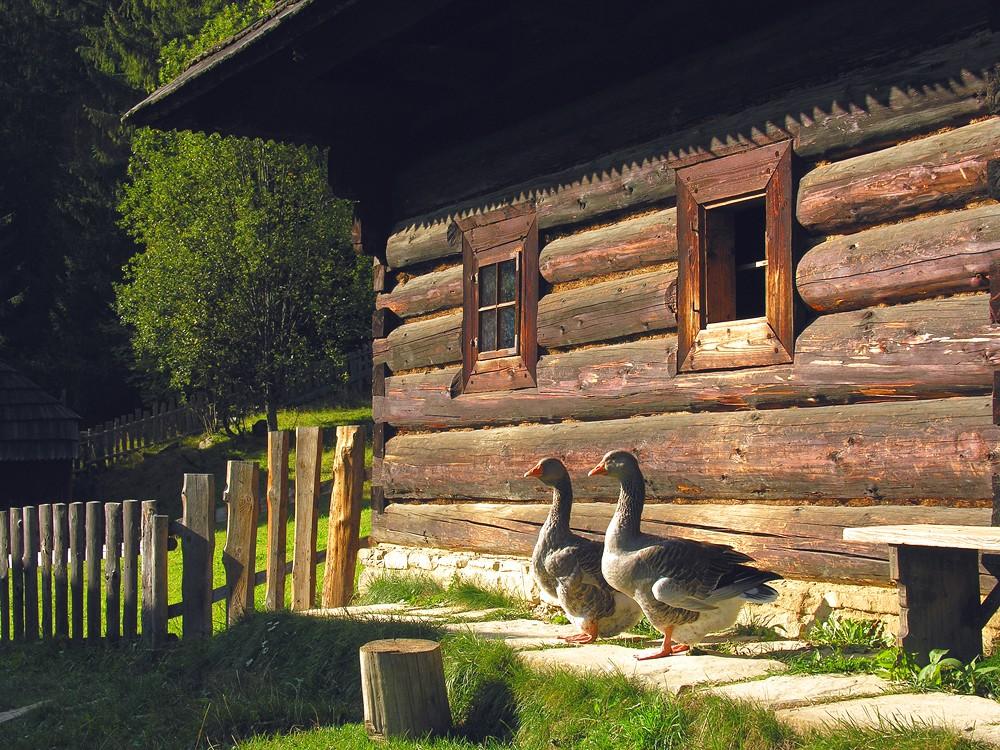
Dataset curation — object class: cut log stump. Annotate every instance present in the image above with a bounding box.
[360,638,452,740]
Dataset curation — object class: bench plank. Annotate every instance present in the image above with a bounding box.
[844,525,1000,552]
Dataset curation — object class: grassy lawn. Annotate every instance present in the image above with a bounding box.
[0,611,986,750]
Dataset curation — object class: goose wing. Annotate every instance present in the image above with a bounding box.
[548,546,615,620]
[633,537,757,611]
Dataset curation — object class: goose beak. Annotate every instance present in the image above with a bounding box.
[523,463,543,478]
[588,462,608,477]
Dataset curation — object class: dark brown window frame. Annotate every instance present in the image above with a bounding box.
[675,141,794,372]
[456,203,539,394]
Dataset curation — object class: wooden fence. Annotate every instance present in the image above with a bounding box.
[2,425,367,646]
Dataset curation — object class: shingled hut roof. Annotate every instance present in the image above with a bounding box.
[0,361,80,461]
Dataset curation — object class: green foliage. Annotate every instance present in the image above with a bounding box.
[805,615,891,651]
[117,128,371,429]
[358,573,532,618]
[730,609,787,641]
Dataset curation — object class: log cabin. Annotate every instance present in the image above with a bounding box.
[128,0,1000,635]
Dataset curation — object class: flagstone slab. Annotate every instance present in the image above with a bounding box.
[776,693,1000,746]
[0,702,48,725]
[707,674,894,710]
[443,618,579,648]
[519,644,785,693]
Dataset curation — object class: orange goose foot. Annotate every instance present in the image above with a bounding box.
[635,631,690,660]
[559,621,598,645]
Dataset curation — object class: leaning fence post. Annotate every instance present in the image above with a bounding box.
[292,426,322,611]
[104,503,121,642]
[181,474,215,638]
[85,501,102,642]
[10,508,23,640]
[0,510,8,642]
[223,460,259,624]
[265,431,290,611]
[141,501,168,648]
[22,506,38,641]
[322,425,365,608]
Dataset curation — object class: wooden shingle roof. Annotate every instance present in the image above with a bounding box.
[0,361,80,461]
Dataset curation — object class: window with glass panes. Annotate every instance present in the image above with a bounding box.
[455,204,538,394]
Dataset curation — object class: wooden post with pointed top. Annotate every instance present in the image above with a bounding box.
[223,461,259,624]
[265,431,290,611]
[322,425,365,608]
[292,427,322,611]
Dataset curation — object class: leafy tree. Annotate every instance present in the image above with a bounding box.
[117,129,371,431]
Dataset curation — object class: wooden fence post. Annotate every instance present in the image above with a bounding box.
[23,506,38,641]
[10,508,23,640]
[53,503,68,639]
[181,474,215,638]
[122,500,140,638]
[322,425,365,608]
[265,431,290,611]
[39,504,52,638]
[141,502,168,647]
[68,503,84,642]
[0,510,8,642]
[85,501,102,642]
[105,503,121,642]
[223,461,259,624]
[292,426,322,611]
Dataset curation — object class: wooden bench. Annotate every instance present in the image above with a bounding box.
[843,525,1000,661]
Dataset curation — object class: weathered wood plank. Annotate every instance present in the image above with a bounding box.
[222,461,259,625]
[845,524,1000,551]
[378,208,679,320]
[265,431,290,611]
[38,504,52,639]
[291,427,322,611]
[322,425,366,608]
[145,513,169,649]
[104,503,121,642]
[382,396,1000,503]
[140,501,156,642]
[52,503,67,639]
[377,294,1000,429]
[181,474,215,638]
[0,511,8,642]
[10,509,23,641]
[387,33,1000,268]
[121,500,139,639]
[372,501,995,590]
[68,503,83,642]
[797,118,1000,234]
[377,269,678,372]
[797,204,1000,312]
[85,502,101,642]
[22,507,38,641]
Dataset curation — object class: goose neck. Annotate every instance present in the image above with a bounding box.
[544,476,573,533]
[613,471,644,538]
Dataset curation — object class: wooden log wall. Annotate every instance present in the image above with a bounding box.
[368,26,1000,585]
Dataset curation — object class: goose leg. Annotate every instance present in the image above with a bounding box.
[635,628,690,660]
[559,620,598,645]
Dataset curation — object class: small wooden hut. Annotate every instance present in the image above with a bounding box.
[127,0,1000,624]
[0,361,79,507]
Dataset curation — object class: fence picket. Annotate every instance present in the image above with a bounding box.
[265,431,290,611]
[222,461,259,624]
[122,500,140,639]
[53,503,68,638]
[292,426,322,611]
[85,502,102,641]
[0,511,8,642]
[141,506,169,649]
[39,504,52,638]
[181,474,215,638]
[10,508,23,640]
[105,503,121,642]
[22,506,38,641]
[69,502,84,642]
[323,425,366,608]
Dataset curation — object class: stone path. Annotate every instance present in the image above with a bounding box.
[307,603,1000,746]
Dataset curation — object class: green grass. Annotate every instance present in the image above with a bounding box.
[805,615,890,651]
[359,573,533,619]
[0,615,988,750]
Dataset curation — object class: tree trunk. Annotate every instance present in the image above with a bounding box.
[265,399,278,432]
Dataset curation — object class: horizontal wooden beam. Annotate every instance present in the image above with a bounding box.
[382,395,1000,503]
[797,203,1000,312]
[375,294,1000,429]
[385,34,1000,269]
[372,502,995,591]
[797,118,1000,234]
[375,269,677,372]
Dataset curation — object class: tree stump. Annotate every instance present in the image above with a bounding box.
[360,639,452,740]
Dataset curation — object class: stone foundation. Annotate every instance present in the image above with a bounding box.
[360,543,1000,646]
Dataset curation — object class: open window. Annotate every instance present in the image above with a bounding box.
[455,203,538,394]
[675,141,794,372]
